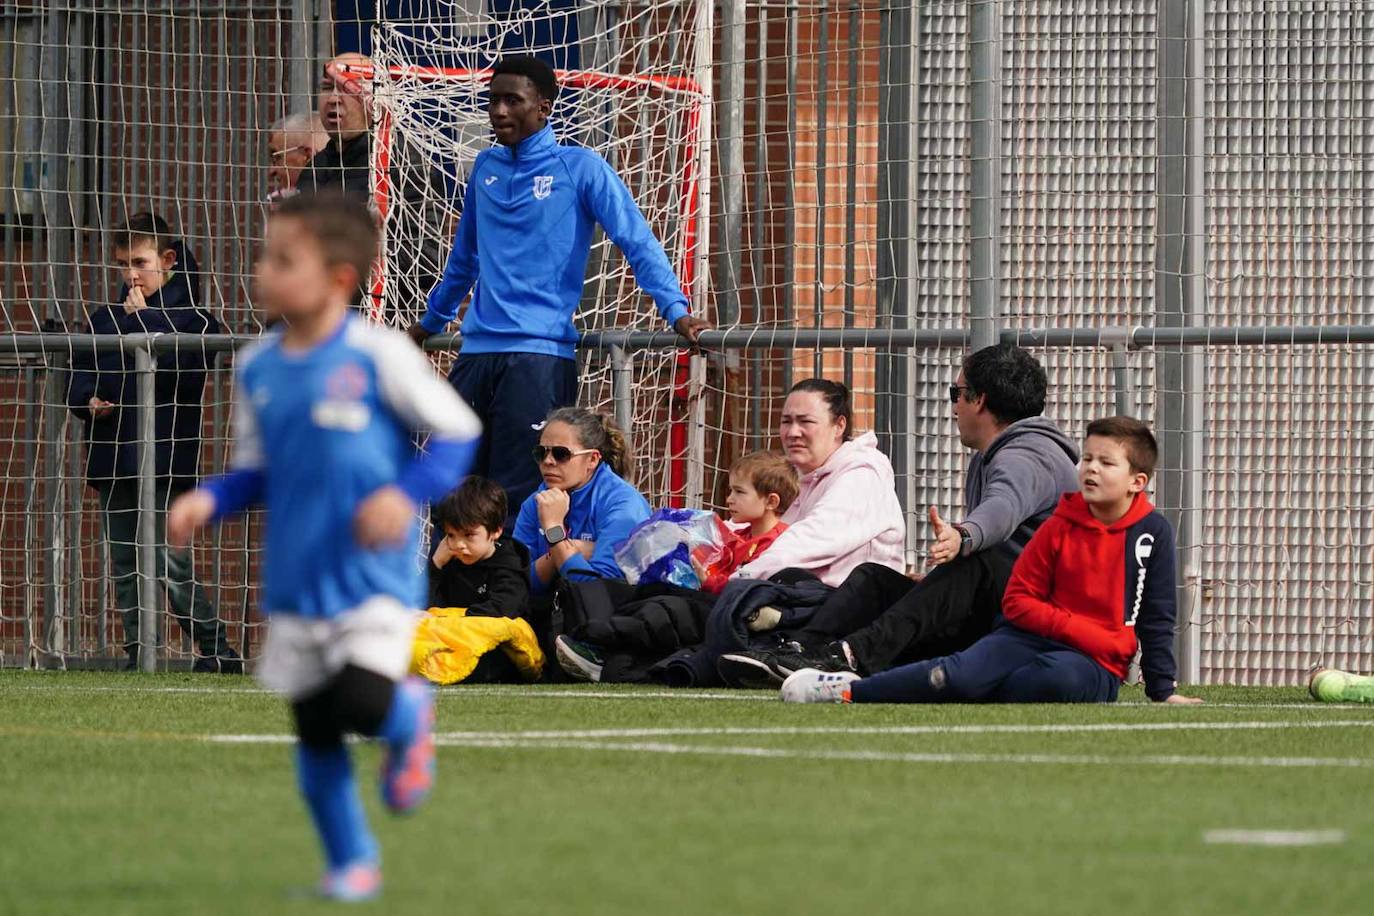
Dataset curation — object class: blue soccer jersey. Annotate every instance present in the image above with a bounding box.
[203,315,481,618]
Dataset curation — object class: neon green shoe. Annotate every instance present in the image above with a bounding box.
[1308,668,1374,703]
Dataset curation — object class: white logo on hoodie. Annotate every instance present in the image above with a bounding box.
[533,175,554,199]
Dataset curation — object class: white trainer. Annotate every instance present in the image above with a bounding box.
[781,668,860,704]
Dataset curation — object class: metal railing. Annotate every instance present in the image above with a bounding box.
[4,324,1374,682]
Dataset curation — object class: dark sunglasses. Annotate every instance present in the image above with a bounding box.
[949,384,974,404]
[531,445,599,464]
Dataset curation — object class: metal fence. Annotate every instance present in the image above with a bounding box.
[3,1,1374,683]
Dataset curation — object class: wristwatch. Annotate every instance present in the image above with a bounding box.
[954,524,972,555]
[543,524,568,546]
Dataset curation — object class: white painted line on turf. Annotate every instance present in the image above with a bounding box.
[203,732,1374,768]
[423,719,1374,740]
[432,737,1374,770]
[1203,829,1347,847]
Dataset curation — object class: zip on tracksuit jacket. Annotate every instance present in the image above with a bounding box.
[1001,491,1179,700]
[417,124,690,358]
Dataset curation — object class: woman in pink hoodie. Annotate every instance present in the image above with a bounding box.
[731,379,906,587]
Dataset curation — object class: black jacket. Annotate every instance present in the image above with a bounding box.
[428,537,531,618]
[66,242,220,489]
[653,576,835,688]
[296,131,450,320]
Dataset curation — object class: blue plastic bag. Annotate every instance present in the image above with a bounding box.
[613,508,733,589]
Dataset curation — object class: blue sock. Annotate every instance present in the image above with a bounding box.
[295,744,378,870]
[374,678,426,750]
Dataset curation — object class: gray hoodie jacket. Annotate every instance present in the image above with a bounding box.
[961,416,1080,559]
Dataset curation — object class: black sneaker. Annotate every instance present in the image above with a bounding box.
[717,641,854,690]
[193,647,244,675]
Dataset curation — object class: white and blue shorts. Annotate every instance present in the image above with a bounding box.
[256,596,419,701]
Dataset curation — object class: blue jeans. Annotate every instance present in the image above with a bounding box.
[447,351,578,525]
[849,622,1120,704]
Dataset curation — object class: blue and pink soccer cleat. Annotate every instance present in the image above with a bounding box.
[381,678,436,814]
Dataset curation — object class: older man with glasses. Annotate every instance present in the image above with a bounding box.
[718,343,1082,689]
[265,112,330,204]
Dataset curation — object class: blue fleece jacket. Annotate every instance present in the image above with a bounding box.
[512,461,652,594]
[418,125,690,359]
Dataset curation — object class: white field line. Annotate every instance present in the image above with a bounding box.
[429,719,1374,739]
[1203,829,1347,847]
[203,732,1374,768]
[422,737,1374,770]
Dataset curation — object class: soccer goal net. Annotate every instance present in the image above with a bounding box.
[360,1,713,506]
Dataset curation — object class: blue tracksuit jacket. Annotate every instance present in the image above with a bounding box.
[418,124,690,358]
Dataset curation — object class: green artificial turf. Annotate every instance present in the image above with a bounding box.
[2,671,1371,915]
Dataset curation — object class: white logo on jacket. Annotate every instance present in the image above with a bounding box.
[1126,533,1155,627]
[484,175,498,186]
[532,175,554,199]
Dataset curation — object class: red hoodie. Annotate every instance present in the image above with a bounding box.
[1002,491,1179,695]
[699,522,788,594]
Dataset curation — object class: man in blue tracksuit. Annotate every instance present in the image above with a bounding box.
[408,56,709,524]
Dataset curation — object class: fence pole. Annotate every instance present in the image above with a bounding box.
[41,356,67,662]
[1156,0,1206,685]
[134,342,160,673]
[968,0,1001,351]
[289,0,316,119]
[717,0,745,329]
[876,0,917,556]
[610,345,634,453]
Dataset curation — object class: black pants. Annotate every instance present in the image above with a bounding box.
[799,552,1015,675]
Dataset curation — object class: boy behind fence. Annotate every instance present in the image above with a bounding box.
[67,213,237,671]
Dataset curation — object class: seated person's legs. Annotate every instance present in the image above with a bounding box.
[993,649,1119,703]
[848,624,1046,704]
[844,550,1013,674]
[795,562,916,644]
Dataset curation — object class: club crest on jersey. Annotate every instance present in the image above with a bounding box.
[314,363,371,432]
[532,175,554,200]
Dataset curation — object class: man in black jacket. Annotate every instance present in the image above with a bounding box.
[67,214,237,671]
[294,52,450,322]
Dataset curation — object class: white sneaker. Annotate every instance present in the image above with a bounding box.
[781,668,860,704]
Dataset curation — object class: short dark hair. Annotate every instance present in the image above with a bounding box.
[112,212,174,255]
[960,344,1047,425]
[1085,416,1159,479]
[434,476,507,534]
[787,378,853,441]
[730,451,800,514]
[271,191,378,294]
[491,56,559,102]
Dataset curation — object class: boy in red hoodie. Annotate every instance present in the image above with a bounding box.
[697,451,798,594]
[783,416,1203,705]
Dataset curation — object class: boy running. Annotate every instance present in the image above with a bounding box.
[168,192,481,900]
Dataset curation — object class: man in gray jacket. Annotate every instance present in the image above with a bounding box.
[719,344,1080,686]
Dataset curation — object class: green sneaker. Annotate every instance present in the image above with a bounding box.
[1308,668,1374,703]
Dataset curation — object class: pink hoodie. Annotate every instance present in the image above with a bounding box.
[733,431,906,587]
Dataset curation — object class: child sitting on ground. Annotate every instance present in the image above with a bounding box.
[429,476,531,617]
[783,416,1203,705]
[697,451,799,594]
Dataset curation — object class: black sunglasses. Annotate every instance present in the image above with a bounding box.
[531,445,598,464]
[949,384,974,404]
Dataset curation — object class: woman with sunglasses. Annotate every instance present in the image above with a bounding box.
[511,407,651,595]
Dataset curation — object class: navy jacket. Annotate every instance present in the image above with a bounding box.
[66,242,219,489]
